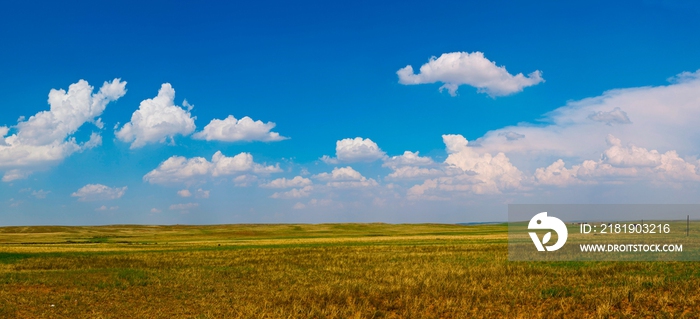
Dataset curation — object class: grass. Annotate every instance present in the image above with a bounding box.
[0,223,698,318]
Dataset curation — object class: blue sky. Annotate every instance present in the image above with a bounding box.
[2,1,700,225]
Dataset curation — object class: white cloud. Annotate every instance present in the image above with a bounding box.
[0,79,126,179]
[150,208,162,213]
[193,115,288,142]
[0,127,8,146]
[382,151,434,168]
[323,137,385,163]
[143,156,210,184]
[312,166,378,188]
[602,135,660,167]
[115,83,196,149]
[407,179,447,201]
[534,135,700,187]
[2,169,29,182]
[143,151,281,185]
[211,151,280,176]
[533,159,588,187]
[407,135,525,199]
[313,166,365,181]
[397,52,544,97]
[71,184,127,201]
[443,134,470,154]
[177,189,192,197]
[261,176,312,188]
[169,203,199,210]
[473,70,700,172]
[271,186,313,199]
[442,134,524,194]
[383,151,441,180]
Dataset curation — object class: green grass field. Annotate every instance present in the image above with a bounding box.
[0,223,698,318]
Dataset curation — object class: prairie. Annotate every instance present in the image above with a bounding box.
[0,223,698,318]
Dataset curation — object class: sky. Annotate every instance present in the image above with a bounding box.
[2,0,700,225]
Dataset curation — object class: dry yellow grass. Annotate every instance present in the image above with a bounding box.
[0,223,698,318]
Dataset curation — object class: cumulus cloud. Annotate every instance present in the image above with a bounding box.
[533,159,589,187]
[115,83,196,149]
[144,156,210,184]
[177,189,192,197]
[472,70,700,172]
[382,151,434,168]
[313,166,365,181]
[150,208,162,213]
[143,151,281,185]
[397,52,544,97]
[383,151,442,180]
[534,135,700,186]
[322,137,385,163]
[443,135,524,193]
[602,135,660,167]
[71,184,127,201]
[211,151,280,176]
[407,135,524,199]
[261,176,312,188]
[313,166,378,188]
[0,79,126,179]
[193,115,288,142]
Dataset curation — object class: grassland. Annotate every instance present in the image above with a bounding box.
[0,223,698,318]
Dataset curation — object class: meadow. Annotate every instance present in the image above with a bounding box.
[0,223,698,318]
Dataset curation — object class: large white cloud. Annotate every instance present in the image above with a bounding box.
[397,52,544,97]
[407,135,525,198]
[115,83,196,149]
[71,184,127,202]
[443,134,524,192]
[143,151,281,185]
[472,70,700,172]
[193,115,288,142]
[322,137,385,163]
[0,79,125,180]
[534,135,700,187]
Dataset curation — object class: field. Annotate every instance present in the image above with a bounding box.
[0,223,698,318]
